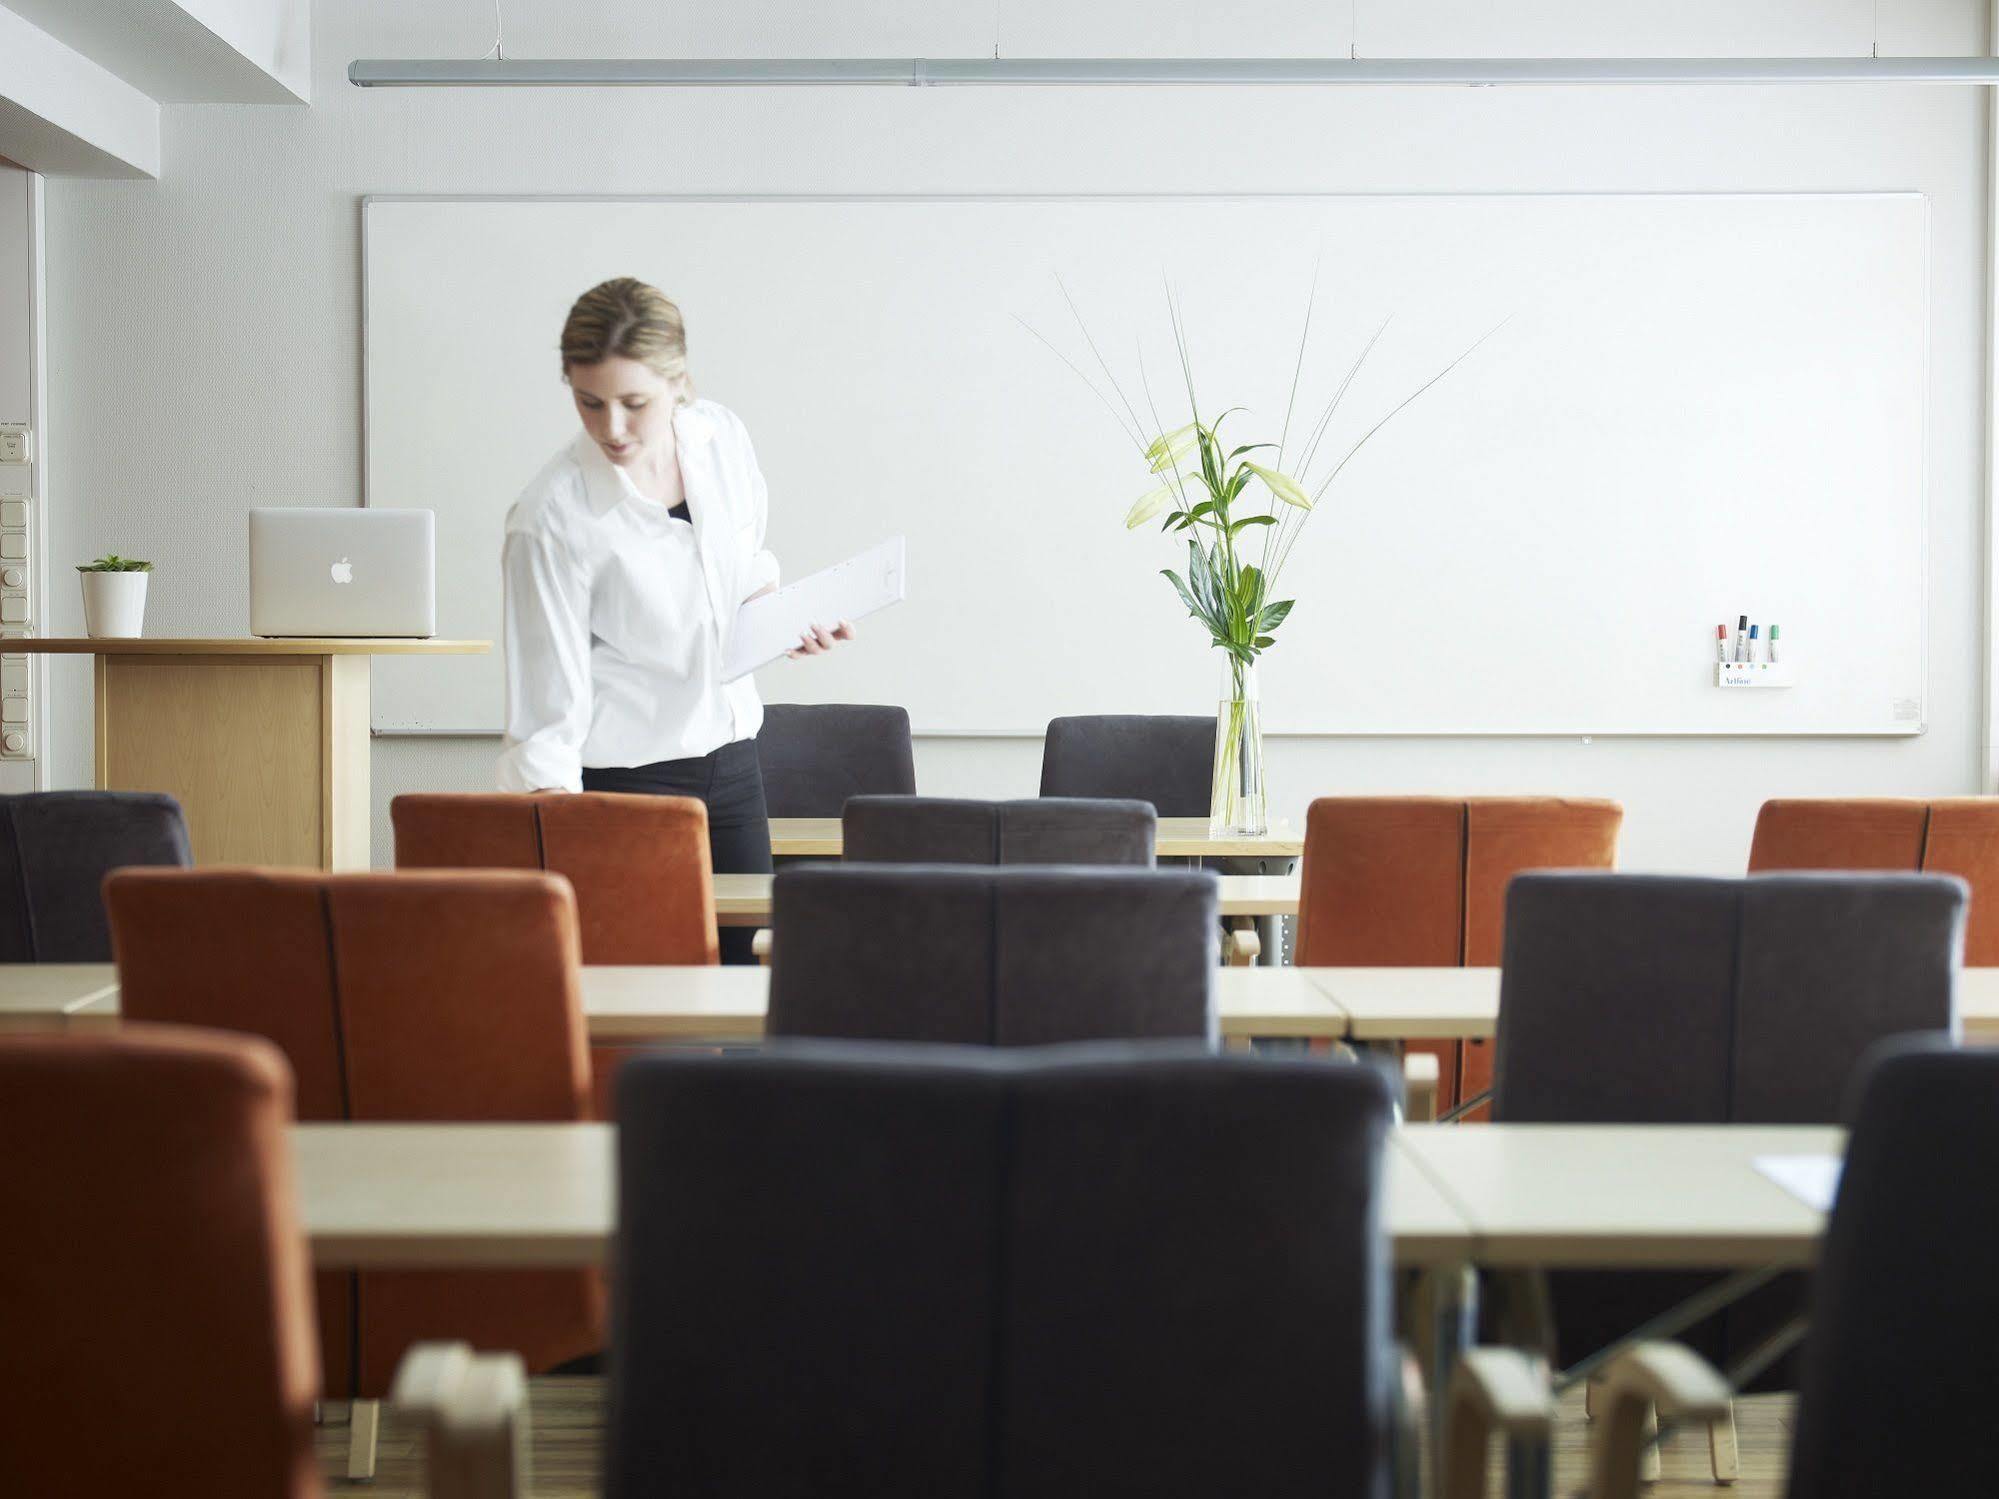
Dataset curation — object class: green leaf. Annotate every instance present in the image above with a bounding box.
[1254,635,1276,649]
[1125,483,1175,529]
[1161,568,1201,617]
[1187,540,1222,620]
[1227,442,1276,461]
[1228,514,1277,538]
[1244,462,1313,511]
[1258,599,1295,631]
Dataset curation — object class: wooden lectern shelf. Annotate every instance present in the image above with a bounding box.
[12,639,488,869]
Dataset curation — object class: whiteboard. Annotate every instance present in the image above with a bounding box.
[363,193,1927,736]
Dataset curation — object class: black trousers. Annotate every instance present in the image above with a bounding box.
[582,737,772,966]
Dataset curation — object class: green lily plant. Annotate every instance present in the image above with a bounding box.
[1029,278,1498,690]
[76,555,153,573]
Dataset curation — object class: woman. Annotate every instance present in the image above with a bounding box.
[499,277,850,963]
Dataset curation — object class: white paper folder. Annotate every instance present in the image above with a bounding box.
[723,535,907,682]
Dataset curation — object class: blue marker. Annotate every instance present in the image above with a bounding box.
[1748,624,1759,663]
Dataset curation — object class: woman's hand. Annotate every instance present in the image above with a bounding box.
[787,619,856,658]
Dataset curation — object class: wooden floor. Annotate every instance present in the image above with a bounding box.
[315,1381,1793,1495]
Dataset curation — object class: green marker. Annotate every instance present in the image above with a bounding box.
[1769,625,1780,664]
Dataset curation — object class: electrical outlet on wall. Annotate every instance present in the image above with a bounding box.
[0,426,27,463]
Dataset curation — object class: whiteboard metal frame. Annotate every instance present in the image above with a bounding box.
[362,190,1930,740]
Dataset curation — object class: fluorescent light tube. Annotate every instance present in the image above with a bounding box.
[349,56,1999,88]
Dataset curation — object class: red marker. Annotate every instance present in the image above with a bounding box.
[1716,624,1728,663]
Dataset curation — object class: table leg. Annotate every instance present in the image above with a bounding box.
[1425,1262,1479,1468]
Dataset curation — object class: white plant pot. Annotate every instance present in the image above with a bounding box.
[80,571,148,638]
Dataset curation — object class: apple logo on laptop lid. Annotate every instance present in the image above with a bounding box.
[330,557,353,584]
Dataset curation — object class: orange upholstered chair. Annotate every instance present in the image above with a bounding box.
[0,1026,321,1498]
[391,792,718,964]
[391,791,719,1115]
[1749,796,1999,962]
[105,867,601,1480]
[1294,796,1623,1115]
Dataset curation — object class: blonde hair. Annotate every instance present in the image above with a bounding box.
[560,277,693,403]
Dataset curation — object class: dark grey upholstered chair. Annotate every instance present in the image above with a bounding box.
[1038,715,1213,817]
[0,791,192,961]
[842,796,1156,867]
[1781,1039,1999,1498]
[1494,871,1963,1397]
[766,865,1219,1046]
[756,704,917,818]
[609,1041,1399,1499]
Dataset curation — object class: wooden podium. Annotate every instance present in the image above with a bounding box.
[16,639,488,870]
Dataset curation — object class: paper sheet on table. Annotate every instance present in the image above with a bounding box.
[1753,1154,1843,1212]
[722,536,906,683]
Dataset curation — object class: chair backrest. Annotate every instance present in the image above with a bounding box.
[1038,714,1214,816]
[0,1027,321,1499]
[1293,796,1623,966]
[1786,1040,1999,1498]
[1495,872,1963,1125]
[392,791,717,964]
[0,790,190,961]
[767,865,1218,1046]
[756,704,917,818]
[1749,796,1999,963]
[843,796,1156,866]
[609,1042,1396,1499]
[106,867,601,1398]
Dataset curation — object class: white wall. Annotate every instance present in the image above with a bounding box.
[41,0,1992,873]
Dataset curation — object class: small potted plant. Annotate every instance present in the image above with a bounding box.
[77,555,152,638]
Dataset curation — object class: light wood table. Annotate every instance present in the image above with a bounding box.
[712,871,1301,927]
[1957,967,1999,1040]
[1322,965,1999,1045]
[1394,1123,1839,1269]
[289,1121,1845,1273]
[584,963,1343,1041]
[768,816,1303,861]
[45,963,1347,1043]
[13,638,487,870]
[290,1120,1470,1269]
[1311,967,1503,1041]
[0,963,119,1030]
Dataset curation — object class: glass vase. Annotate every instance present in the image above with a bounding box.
[1210,655,1267,837]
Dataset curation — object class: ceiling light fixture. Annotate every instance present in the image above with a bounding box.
[348,56,1999,88]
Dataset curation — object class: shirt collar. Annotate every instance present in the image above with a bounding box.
[572,401,716,519]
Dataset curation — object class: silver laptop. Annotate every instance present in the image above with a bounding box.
[249,508,435,638]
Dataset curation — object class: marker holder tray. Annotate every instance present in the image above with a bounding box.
[1715,660,1794,688]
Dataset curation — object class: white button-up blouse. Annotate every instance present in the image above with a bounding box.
[497,400,781,792]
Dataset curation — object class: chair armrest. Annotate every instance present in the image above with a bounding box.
[1223,925,1261,966]
[751,928,773,965]
[1403,1051,1441,1122]
[1441,1349,1554,1499]
[392,1341,533,1499]
[1588,1342,1732,1499]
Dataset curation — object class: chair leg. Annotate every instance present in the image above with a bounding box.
[1584,1376,1597,1421]
[1640,1401,1662,1484]
[348,1398,380,1481]
[1708,1401,1740,1485]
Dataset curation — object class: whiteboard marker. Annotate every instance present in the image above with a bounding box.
[1748,624,1759,663]
[1716,624,1728,663]
[1734,614,1748,663]
[1769,624,1780,663]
